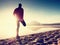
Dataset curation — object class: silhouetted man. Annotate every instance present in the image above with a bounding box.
[13,3,26,37]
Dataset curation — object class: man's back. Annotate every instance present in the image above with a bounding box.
[14,7,24,20]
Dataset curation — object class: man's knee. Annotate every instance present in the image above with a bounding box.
[17,21,20,27]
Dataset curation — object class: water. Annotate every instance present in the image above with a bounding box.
[0,25,60,39]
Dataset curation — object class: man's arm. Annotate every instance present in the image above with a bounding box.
[13,8,17,16]
[13,10,16,15]
[22,8,24,18]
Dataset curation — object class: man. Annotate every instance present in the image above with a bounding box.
[13,3,26,37]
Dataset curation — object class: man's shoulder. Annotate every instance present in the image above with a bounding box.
[21,8,24,11]
[14,8,24,11]
[15,8,18,10]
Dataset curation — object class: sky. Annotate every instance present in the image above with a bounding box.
[0,0,60,39]
[0,0,60,23]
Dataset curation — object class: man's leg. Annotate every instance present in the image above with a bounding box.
[16,21,20,37]
[21,20,26,26]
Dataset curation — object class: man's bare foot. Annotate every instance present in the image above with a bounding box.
[16,35,20,39]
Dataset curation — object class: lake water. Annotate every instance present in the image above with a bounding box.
[0,26,60,39]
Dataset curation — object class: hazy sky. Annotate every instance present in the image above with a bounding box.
[0,0,60,39]
[0,0,60,23]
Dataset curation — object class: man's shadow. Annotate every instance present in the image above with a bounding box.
[16,36,23,45]
[8,36,23,45]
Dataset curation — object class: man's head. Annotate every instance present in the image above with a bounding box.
[18,3,22,8]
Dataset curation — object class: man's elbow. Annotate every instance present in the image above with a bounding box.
[13,13,15,16]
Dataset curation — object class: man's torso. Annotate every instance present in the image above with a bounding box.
[14,8,24,21]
